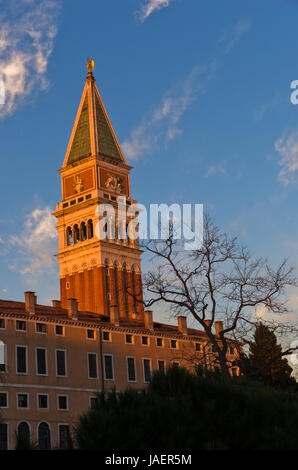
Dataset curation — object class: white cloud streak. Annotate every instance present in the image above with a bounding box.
[122,21,251,161]
[274,131,298,186]
[204,163,227,178]
[122,62,216,160]
[137,0,176,23]
[218,20,251,54]
[0,0,60,118]
[9,207,57,277]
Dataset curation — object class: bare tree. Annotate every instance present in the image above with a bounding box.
[141,215,297,376]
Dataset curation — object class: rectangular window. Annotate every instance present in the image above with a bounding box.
[156,337,163,347]
[170,340,178,349]
[125,334,134,344]
[127,357,136,382]
[196,343,203,352]
[55,325,65,336]
[36,323,47,334]
[56,350,66,377]
[104,355,114,380]
[58,395,68,410]
[87,329,96,340]
[143,359,152,383]
[0,341,6,372]
[37,394,48,409]
[229,346,235,355]
[102,331,111,342]
[17,393,28,409]
[59,424,70,449]
[212,345,217,353]
[232,368,237,377]
[88,353,98,379]
[16,320,27,332]
[0,423,8,450]
[85,194,91,200]
[90,397,98,409]
[36,348,47,375]
[142,336,149,346]
[0,319,5,329]
[78,197,84,203]
[158,360,165,373]
[70,199,76,206]
[0,393,7,408]
[16,346,27,374]
[172,361,179,367]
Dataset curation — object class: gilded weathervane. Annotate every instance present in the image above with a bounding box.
[87,58,95,74]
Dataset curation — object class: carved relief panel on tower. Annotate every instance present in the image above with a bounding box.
[99,168,129,197]
[63,167,95,199]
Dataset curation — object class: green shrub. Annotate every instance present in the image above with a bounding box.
[75,366,298,450]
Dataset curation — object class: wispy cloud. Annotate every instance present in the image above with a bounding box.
[254,93,281,122]
[218,20,251,54]
[122,21,251,161]
[204,163,227,178]
[274,131,298,186]
[0,0,60,118]
[137,0,176,23]
[122,63,216,160]
[8,207,57,277]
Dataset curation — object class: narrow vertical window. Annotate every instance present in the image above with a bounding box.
[36,348,47,375]
[88,353,98,379]
[73,224,80,244]
[143,359,151,383]
[87,219,94,239]
[104,355,114,380]
[56,350,66,377]
[0,341,6,372]
[0,393,7,408]
[16,346,27,374]
[80,222,87,241]
[66,227,73,246]
[127,357,136,382]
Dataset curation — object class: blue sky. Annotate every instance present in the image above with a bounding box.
[0,0,298,327]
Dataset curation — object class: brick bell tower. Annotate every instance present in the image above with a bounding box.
[53,60,144,318]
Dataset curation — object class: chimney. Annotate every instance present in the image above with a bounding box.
[144,311,153,331]
[110,306,120,326]
[25,291,36,315]
[215,321,224,337]
[178,316,187,335]
[67,298,78,320]
[205,320,211,328]
[52,300,61,309]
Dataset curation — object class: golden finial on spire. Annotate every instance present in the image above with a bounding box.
[87,58,94,74]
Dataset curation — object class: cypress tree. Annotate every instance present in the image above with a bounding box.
[242,323,293,386]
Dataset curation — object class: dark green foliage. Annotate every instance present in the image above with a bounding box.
[75,366,298,450]
[239,323,294,388]
[15,431,37,450]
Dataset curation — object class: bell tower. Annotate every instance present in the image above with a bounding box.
[53,60,144,318]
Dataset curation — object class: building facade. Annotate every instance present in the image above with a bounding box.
[0,63,238,450]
